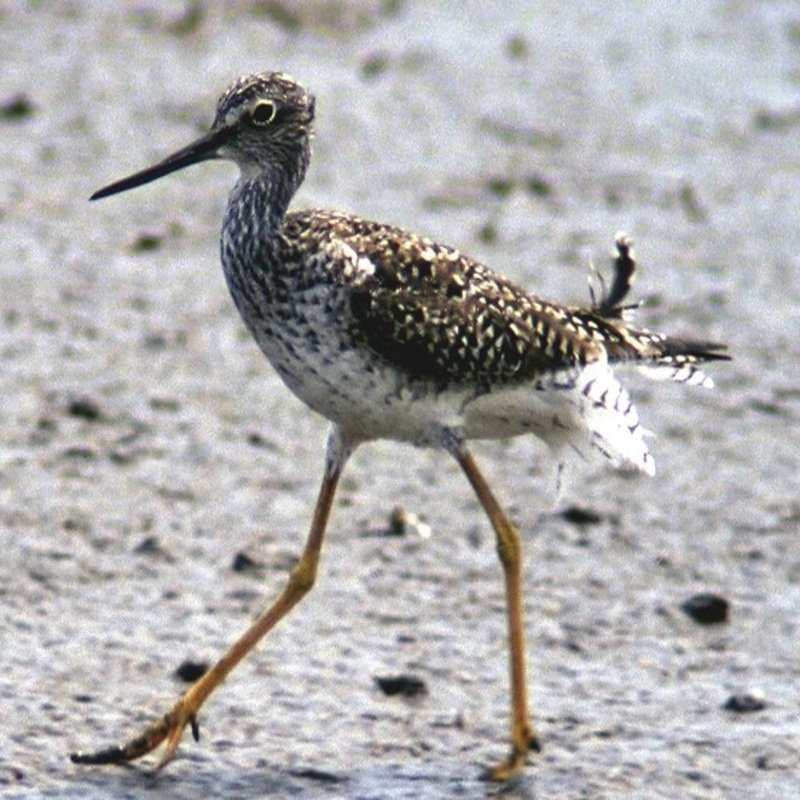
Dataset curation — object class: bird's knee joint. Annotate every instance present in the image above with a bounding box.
[495,523,521,569]
[289,557,317,594]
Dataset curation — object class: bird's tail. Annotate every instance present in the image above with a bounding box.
[588,232,730,387]
[575,360,656,475]
[633,335,729,388]
[554,233,729,478]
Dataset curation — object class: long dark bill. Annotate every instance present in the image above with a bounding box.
[90,126,232,201]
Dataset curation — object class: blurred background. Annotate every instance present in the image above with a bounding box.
[1,2,798,798]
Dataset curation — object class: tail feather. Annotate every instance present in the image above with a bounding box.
[555,231,729,478]
[589,232,639,317]
[576,360,655,475]
[628,333,729,388]
[638,362,716,388]
[587,231,730,383]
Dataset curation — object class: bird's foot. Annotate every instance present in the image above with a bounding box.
[483,730,541,781]
[70,695,200,769]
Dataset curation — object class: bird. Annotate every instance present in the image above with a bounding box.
[71,71,728,780]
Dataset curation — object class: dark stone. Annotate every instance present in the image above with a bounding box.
[386,506,409,536]
[374,674,427,698]
[0,93,34,119]
[67,397,102,421]
[232,551,262,574]
[174,659,209,683]
[288,767,345,783]
[723,691,767,713]
[133,536,173,562]
[559,505,603,525]
[681,593,730,625]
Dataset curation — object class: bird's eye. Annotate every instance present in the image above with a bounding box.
[251,101,277,125]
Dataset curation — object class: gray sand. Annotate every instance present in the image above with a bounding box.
[1,2,798,798]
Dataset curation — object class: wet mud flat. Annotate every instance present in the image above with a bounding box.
[2,2,799,798]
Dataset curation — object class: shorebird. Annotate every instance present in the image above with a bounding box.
[71,72,728,779]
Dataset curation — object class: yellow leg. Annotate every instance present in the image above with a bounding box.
[71,428,349,769]
[452,445,539,780]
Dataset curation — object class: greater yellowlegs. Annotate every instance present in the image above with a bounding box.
[71,72,728,779]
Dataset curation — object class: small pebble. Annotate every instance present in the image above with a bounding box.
[0,93,34,119]
[374,674,427,698]
[129,231,164,252]
[231,551,262,574]
[723,690,767,713]
[681,593,730,625]
[386,506,431,539]
[174,660,209,683]
[133,535,172,561]
[67,397,102,421]
[559,505,603,525]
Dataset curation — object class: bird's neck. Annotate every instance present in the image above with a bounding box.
[229,142,311,236]
[230,177,288,234]
[221,157,307,292]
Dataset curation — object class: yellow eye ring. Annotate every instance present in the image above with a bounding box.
[251,100,277,125]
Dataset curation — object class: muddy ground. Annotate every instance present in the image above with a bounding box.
[1,2,799,798]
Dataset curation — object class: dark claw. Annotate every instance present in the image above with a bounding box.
[70,745,127,765]
[528,733,542,753]
[190,715,200,742]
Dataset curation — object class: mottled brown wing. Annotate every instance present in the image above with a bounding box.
[285,211,728,389]
[322,217,588,387]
